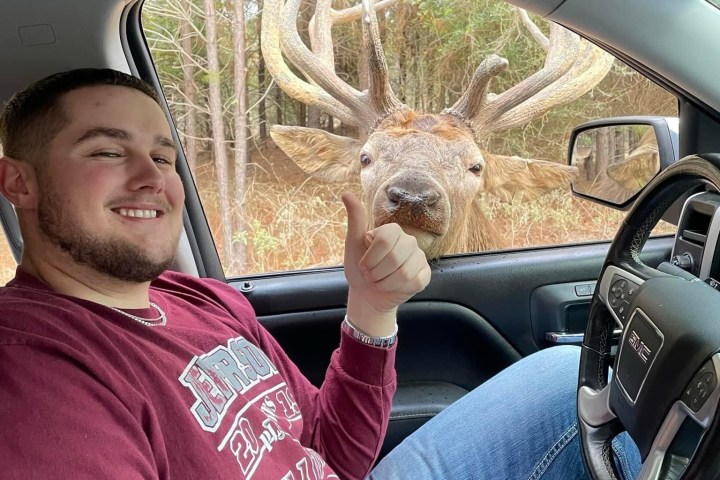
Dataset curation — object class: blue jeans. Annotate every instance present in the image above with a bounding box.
[368,346,642,480]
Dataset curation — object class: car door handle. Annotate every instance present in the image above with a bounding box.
[545,329,622,344]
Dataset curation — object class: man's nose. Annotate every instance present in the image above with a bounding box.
[127,154,166,192]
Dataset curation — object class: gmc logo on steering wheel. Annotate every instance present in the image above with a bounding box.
[628,330,651,363]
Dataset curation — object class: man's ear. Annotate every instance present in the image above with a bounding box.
[270,125,363,183]
[0,156,37,209]
[482,152,579,202]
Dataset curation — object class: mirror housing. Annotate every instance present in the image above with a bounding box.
[567,116,679,209]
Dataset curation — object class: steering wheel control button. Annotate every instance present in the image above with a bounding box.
[608,275,640,323]
[683,362,718,413]
[615,310,663,404]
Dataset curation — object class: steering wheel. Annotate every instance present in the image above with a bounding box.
[578,154,720,480]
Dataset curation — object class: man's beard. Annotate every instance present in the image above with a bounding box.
[37,179,177,283]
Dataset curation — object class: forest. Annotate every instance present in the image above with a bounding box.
[139,0,677,276]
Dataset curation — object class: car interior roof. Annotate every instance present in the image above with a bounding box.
[0,0,718,112]
[0,0,130,107]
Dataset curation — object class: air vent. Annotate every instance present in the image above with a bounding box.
[682,228,708,245]
[681,209,712,246]
[674,192,720,279]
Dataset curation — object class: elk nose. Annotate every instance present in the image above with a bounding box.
[387,186,441,207]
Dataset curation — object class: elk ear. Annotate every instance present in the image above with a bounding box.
[483,153,579,202]
[270,125,363,183]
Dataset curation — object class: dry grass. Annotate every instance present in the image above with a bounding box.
[195,147,676,277]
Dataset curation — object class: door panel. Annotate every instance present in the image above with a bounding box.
[261,302,521,389]
[258,302,522,459]
[236,236,674,457]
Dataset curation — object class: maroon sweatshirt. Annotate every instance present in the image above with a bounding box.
[0,269,396,479]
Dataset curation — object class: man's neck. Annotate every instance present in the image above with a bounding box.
[20,253,152,308]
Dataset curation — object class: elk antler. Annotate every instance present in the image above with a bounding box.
[444,8,614,139]
[308,0,401,61]
[261,0,355,125]
[261,0,407,131]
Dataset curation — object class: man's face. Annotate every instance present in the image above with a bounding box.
[35,85,185,282]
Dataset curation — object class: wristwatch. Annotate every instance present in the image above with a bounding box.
[341,315,398,348]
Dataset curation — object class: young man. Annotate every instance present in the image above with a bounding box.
[0,68,430,479]
[0,69,642,479]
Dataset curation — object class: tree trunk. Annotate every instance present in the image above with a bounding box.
[596,127,612,180]
[296,101,306,127]
[257,0,267,143]
[203,0,236,272]
[590,130,598,178]
[307,106,321,128]
[274,84,283,125]
[614,128,624,165]
[258,50,268,143]
[232,0,249,272]
[180,10,198,174]
[358,26,370,92]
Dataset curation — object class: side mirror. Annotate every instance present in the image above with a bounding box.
[567,116,679,209]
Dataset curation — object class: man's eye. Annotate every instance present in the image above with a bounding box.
[94,151,121,158]
[153,157,174,165]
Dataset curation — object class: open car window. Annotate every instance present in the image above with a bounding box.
[142,0,677,278]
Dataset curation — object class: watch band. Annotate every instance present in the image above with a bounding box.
[341,315,398,348]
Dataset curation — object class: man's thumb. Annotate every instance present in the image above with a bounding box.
[342,191,368,247]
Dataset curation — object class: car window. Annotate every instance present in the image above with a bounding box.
[142,0,677,277]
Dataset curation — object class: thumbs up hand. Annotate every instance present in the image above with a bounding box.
[342,192,431,338]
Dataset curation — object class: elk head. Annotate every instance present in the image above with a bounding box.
[261,0,614,257]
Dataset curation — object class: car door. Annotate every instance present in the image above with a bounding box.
[241,236,675,456]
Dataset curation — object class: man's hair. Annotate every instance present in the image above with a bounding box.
[0,68,161,166]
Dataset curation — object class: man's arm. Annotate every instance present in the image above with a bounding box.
[248,318,396,479]
[249,192,430,478]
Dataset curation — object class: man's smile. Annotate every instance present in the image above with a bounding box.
[112,208,163,219]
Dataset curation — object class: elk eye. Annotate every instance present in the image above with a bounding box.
[360,153,372,166]
[469,163,483,174]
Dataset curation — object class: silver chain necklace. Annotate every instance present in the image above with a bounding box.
[109,301,167,327]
